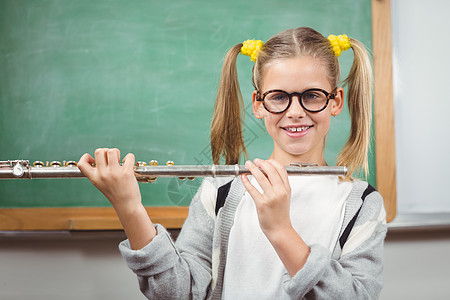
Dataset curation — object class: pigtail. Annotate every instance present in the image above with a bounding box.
[337,38,374,180]
[211,44,248,165]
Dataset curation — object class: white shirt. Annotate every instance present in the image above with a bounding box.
[222,175,353,299]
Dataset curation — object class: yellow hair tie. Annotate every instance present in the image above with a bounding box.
[327,34,351,57]
[241,39,263,62]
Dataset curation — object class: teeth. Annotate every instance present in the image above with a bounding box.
[286,126,310,132]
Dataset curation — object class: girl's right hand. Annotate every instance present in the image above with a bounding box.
[78,148,156,249]
[77,148,142,213]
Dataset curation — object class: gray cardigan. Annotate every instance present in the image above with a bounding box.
[119,177,387,299]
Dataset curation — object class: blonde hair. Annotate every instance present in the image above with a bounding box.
[211,27,373,180]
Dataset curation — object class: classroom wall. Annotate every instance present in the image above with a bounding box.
[0,232,145,300]
[392,0,450,214]
[1,229,449,300]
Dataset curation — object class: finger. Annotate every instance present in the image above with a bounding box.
[245,160,270,189]
[122,153,136,171]
[95,148,108,169]
[253,158,284,188]
[78,153,95,177]
[107,148,121,166]
[267,159,290,191]
[241,174,263,201]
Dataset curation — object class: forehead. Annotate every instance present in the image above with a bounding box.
[261,57,332,92]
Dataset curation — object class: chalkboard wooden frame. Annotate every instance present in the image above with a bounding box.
[0,0,396,230]
[372,0,396,223]
[0,207,187,230]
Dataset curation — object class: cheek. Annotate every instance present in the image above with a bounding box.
[263,115,280,134]
[313,114,331,133]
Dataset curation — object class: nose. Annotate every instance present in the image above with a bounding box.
[285,95,306,118]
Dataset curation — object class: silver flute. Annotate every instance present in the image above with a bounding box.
[0,160,348,183]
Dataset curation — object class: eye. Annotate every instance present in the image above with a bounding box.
[266,91,289,102]
[302,91,326,103]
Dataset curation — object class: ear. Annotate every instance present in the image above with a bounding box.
[252,90,265,119]
[330,87,344,116]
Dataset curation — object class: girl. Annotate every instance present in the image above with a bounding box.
[78,27,386,299]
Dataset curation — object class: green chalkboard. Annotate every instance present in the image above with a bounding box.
[0,0,375,208]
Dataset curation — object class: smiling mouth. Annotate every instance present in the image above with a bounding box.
[282,126,313,133]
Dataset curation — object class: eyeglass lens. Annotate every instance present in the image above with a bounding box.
[264,90,329,113]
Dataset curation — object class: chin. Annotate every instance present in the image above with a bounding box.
[286,143,311,154]
[284,149,311,160]
[283,143,322,161]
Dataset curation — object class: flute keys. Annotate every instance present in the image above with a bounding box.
[12,162,25,177]
[33,161,44,167]
[148,160,158,183]
[135,162,147,183]
[50,161,62,167]
[65,161,78,167]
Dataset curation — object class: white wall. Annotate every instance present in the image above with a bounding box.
[392,0,450,213]
[0,232,145,300]
[382,230,450,299]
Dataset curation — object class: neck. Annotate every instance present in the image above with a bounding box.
[268,152,328,167]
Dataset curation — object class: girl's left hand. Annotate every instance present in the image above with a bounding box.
[241,158,293,238]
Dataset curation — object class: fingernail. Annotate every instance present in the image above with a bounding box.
[245,160,251,168]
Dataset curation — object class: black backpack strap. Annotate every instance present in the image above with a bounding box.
[339,184,376,248]
[215,180,233,216]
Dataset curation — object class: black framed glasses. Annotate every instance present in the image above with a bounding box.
[256,88,336,114]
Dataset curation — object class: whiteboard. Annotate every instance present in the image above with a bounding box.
[392,0,450,214]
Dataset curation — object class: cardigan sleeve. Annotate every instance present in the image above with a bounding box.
[119,178,218,300]
[282,189,387,299]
